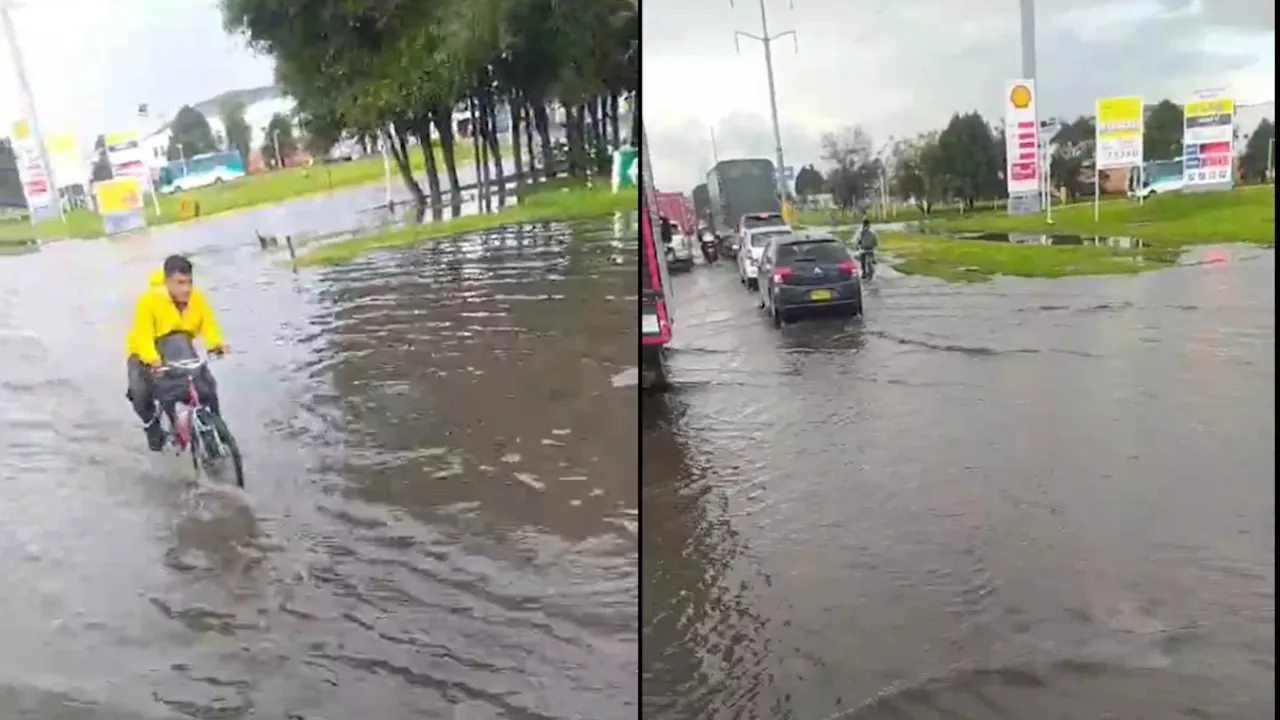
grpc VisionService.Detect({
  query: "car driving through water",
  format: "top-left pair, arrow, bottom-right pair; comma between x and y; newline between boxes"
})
757,231 -> 863,327
737,225 -> 796,291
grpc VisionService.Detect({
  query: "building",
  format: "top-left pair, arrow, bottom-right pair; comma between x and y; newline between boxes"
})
1234,101 -> 1275,155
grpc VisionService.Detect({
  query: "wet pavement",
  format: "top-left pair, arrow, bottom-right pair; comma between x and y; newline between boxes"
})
643,245 -> 1274,719
0,189 -> 638,718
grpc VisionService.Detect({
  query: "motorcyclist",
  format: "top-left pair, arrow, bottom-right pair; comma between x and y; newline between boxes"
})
126,254 -> 229,451
659,215 -> 674,246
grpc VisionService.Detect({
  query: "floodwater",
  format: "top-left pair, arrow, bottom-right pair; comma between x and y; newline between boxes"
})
643,245 -> 1274,719
0,191 -> 639,719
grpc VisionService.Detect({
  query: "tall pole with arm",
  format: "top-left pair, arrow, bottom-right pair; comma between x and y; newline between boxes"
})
730,0 -> 796,200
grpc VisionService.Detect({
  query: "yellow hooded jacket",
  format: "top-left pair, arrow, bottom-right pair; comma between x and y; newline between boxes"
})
126,269 -> 226,364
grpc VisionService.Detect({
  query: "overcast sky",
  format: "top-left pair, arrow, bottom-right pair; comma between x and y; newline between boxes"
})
643,0 -> 1276,191
0,0 -> 273,150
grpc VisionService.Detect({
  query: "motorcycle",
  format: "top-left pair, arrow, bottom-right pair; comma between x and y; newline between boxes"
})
857,249 -> 876,280
699,237 -> 719,265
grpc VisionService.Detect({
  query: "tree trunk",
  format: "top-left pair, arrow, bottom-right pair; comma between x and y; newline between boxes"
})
531,99 -> 554,180
587,97 -> 606,175
430,106 -> 464,217
524,102 -> 538,182
386,124 -> 426,222
482,93 -> 507,209
510,94 -> 526,196
469,97 -> 490,213
608,92 -> 620,149
413,117 -> 443,221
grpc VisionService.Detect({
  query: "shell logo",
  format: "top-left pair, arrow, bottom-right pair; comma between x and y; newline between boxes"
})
1009,84 -> 1033,109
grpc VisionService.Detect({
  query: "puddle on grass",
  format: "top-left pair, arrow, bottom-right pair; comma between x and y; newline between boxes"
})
951,232 -> 1146,248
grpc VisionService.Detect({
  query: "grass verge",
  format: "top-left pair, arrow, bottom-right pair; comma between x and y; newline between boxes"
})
299,181 -> 637,267
0,141 -> 493,244
834,230 -> 1179,282
924,185 -> 1275,247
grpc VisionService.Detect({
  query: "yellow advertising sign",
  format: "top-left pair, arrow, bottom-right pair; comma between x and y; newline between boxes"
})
11,120 -> 30,140
1095,96 -> 1143,139
1185,98 -> 1234,118
103,131 -> 138,147
94,177 -> 145,214
46,133 -> 78,157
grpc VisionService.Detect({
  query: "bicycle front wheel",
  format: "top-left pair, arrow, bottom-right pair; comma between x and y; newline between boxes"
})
196,410 -> 245,488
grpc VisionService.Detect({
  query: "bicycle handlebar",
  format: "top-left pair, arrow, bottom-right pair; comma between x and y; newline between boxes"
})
156,353 -> 224,374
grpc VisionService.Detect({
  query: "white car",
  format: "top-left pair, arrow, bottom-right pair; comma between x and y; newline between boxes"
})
738,226 -> 796,291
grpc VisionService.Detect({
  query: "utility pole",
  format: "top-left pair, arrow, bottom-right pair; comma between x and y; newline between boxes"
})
1,0 -> 61,222
709,126 -> 721,164
730,0 -> 796,199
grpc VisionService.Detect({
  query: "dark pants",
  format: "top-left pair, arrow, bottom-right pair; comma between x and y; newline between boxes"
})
126,355 -> 220,423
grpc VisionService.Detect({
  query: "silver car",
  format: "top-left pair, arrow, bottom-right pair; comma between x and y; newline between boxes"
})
737,226 -> 796,291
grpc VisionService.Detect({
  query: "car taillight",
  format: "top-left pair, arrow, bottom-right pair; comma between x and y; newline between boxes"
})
773,267 -> 793,284
839,260 -> 857,277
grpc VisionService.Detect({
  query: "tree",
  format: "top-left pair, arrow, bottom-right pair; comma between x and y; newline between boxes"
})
261,112 -> 298,169
889,132 -> 945,213
1048,115 -> 1096,202
220,100 -> 253,163
219,0 -> 636,221
90,134 -> 114,182
0,139 -> 23,208
1144,100 -> 1183,161
820,126 -> 880,209
1239,118 -> 1273,184
167,105 -> 218,161
794,164 -> 824,197
935,111 -> 1002,207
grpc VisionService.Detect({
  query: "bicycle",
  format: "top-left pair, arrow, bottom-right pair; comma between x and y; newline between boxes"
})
156,357 -> 245,488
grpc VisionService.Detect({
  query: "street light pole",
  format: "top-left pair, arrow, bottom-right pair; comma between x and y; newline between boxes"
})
1,0 -> 62,222
730,0 -> 796,200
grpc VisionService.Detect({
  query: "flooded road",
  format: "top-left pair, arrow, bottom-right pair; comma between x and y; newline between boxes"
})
643,246 -> 1274,719
0,203 -> 638,718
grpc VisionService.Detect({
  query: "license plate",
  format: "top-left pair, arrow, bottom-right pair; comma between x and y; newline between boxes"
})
642,313 -> 661,335
809,289 -> 833,301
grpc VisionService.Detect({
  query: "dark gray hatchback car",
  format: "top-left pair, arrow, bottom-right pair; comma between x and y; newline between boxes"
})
757,232 -> 863,327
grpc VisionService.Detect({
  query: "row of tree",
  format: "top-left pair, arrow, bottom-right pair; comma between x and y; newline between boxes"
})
797,99 -> 1275,212
218,0 -> 637,220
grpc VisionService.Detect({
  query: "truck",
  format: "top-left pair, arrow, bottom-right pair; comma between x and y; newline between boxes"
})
654,191 -> 695,235
705,158 -> 782,237
692,183 -> 710,230
641,127 -> 674,391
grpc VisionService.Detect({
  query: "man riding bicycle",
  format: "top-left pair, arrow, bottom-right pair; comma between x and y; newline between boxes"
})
126,255 -> 229,451
855,217 -> 878,256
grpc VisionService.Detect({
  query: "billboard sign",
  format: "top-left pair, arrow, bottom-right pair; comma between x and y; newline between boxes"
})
1095,96 -> 1144,170
1004,79 -> 1041,215
10,119 -> 57,220
1182,91 -> 1234,191
93,176 -> 148,234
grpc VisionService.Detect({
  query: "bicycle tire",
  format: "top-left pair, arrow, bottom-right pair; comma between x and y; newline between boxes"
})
205,412 -> 246,488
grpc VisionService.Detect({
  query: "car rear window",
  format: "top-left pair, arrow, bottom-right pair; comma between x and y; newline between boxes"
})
742,214 -> 784,231
775,240 -> 849,265
751,230 -> 792,248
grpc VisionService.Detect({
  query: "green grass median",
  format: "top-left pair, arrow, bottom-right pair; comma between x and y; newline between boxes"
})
299,180 -> 637,267
924,185 -> 1275,247
0,141 -> 489,245
871,232 -> 1178,283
